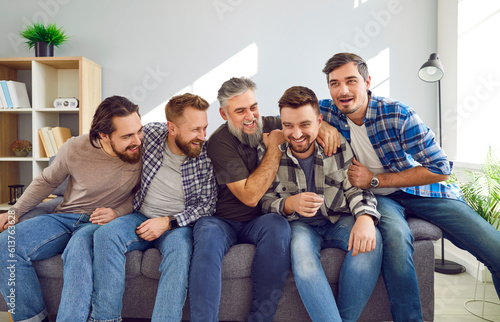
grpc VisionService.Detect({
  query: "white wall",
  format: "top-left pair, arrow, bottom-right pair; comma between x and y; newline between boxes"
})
1,0 -> 438,136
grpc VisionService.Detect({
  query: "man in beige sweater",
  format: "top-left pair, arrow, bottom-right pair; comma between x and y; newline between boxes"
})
0,96 -> 143,322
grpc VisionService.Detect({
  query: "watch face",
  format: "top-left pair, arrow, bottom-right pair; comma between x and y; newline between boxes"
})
371,178 -> 379,188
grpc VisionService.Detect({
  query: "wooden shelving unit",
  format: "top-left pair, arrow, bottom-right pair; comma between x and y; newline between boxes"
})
0,57 -> 101,207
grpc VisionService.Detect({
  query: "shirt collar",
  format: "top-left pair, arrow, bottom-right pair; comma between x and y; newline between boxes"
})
364,90 -> 377,122
280,141 -> 324,159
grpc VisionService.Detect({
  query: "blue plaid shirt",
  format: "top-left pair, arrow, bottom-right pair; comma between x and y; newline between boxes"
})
133,122 -> 217,226
319,92 -> 463,200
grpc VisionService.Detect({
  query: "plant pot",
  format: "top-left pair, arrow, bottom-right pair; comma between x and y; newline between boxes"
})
14,150 -> 29,157
35,41 -> 54,57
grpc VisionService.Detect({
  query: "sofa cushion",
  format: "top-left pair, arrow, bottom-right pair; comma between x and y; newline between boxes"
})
125,250 -> 144,279
319,247 -> 345,281
221,244 -> 256,279
141,248 -> 162,279
407,217 -> 441,240
33,255 -> 64,278
136,218 -> 441,282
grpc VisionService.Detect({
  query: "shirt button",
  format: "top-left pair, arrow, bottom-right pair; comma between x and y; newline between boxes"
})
301,189 -> 306,192
282,187 -> 286,191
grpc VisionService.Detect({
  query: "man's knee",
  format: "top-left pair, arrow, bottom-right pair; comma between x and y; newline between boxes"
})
260,214 -> 291,237
193,216 -> 226,239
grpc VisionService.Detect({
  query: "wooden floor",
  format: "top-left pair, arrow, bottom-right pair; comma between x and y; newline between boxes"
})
0,271 -> 499,322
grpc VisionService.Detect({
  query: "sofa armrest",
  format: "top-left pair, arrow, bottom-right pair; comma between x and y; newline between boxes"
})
19,197 -> 63,222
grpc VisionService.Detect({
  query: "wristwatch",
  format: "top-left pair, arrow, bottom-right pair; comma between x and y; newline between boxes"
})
167,215 -> 179,229
370,173 -> 380,188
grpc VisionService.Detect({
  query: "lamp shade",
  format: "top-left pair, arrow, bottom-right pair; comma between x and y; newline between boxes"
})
418,53 -> 444,82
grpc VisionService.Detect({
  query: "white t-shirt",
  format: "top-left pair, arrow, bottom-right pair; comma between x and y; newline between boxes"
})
347,118 -> 399,196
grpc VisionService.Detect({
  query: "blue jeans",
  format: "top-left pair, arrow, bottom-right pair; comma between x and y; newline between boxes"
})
377,191 -> 500,322
0,213 -> 99,322
189,214 -> 291,322
290,216 -> 382,322
90,212 -> 192,322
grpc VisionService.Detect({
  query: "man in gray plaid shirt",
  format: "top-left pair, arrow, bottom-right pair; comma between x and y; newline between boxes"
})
260,86 -> 382,322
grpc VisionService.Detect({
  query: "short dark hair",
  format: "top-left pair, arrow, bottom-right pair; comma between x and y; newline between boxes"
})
217,77 -> 256,111
165,93 -> 209,124
89,96 -> 140,148
322,52 -> 369,83
278,86 -> 320,115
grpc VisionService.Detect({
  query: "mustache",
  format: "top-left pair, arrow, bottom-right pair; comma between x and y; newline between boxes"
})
189,139 -> 204,145
242,118 -> 257,125
126,144 -> 141,151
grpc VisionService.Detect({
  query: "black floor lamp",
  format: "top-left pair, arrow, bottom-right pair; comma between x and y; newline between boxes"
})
418,53 -> 466,275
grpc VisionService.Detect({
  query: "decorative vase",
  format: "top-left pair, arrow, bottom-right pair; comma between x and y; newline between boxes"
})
14,150 -> 29,157
35,41 -> 54,57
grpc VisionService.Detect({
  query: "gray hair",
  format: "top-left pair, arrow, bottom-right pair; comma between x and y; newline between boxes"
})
217,77 -> 256,111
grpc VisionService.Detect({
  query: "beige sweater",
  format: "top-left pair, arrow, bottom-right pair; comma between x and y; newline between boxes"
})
11,134 -> 141,218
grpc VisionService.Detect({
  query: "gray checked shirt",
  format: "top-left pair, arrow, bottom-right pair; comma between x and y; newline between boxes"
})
259,135 -> 380,224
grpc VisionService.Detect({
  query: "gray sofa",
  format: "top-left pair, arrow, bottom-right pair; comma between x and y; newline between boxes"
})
0,171 -> 442,321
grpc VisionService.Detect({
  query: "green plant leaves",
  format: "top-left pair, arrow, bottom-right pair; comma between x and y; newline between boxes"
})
19,22 -> 70,49
452,148 -> 500,230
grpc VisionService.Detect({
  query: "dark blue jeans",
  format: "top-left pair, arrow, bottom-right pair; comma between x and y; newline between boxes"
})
189,214 -> 291,322
377,191 -> 500,322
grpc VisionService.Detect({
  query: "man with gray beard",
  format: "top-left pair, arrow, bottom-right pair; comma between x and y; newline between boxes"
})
189,77 -> 338,321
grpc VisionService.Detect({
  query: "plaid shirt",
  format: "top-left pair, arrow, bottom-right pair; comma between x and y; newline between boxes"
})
133,122 -> 217,226
319,92 -> 463,200
259,138 -> 380,224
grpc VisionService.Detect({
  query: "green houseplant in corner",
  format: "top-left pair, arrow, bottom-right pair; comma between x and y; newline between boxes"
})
452,149 -> 500,322
450,148 -> 500,230
19,22 -> 70,57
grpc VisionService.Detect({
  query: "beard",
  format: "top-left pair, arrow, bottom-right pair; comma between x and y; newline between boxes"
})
175,135 -> 204,158
336,93 -> 365,115
111,141 -> 142,164
227,116 -> 264,148
289,135 -> 314,155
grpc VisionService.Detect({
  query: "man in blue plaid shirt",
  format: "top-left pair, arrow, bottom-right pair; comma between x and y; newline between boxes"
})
319,52 -> 500,322
90,93 -> 216,322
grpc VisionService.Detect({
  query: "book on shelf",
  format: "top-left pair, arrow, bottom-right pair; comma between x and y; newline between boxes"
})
0,81 -> 12,108
6,81 -> 31,108
51,127 -> 72,150
0,80 -> 31,109
38,129 -> 49,158
0,84 -> 6,108
38,126 -> 73,157
39,127 -> 57,157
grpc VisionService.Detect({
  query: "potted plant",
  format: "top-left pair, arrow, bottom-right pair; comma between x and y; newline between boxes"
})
450,148 -> 500,230
451,149 -> 500,318
10,139 -> 32,157
19,22 -> 70,57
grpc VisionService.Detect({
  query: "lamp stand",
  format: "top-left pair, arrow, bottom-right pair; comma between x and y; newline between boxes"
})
434,80 -> 465,275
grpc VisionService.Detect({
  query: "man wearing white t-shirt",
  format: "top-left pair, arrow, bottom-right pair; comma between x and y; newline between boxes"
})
319,52 -> 500,322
